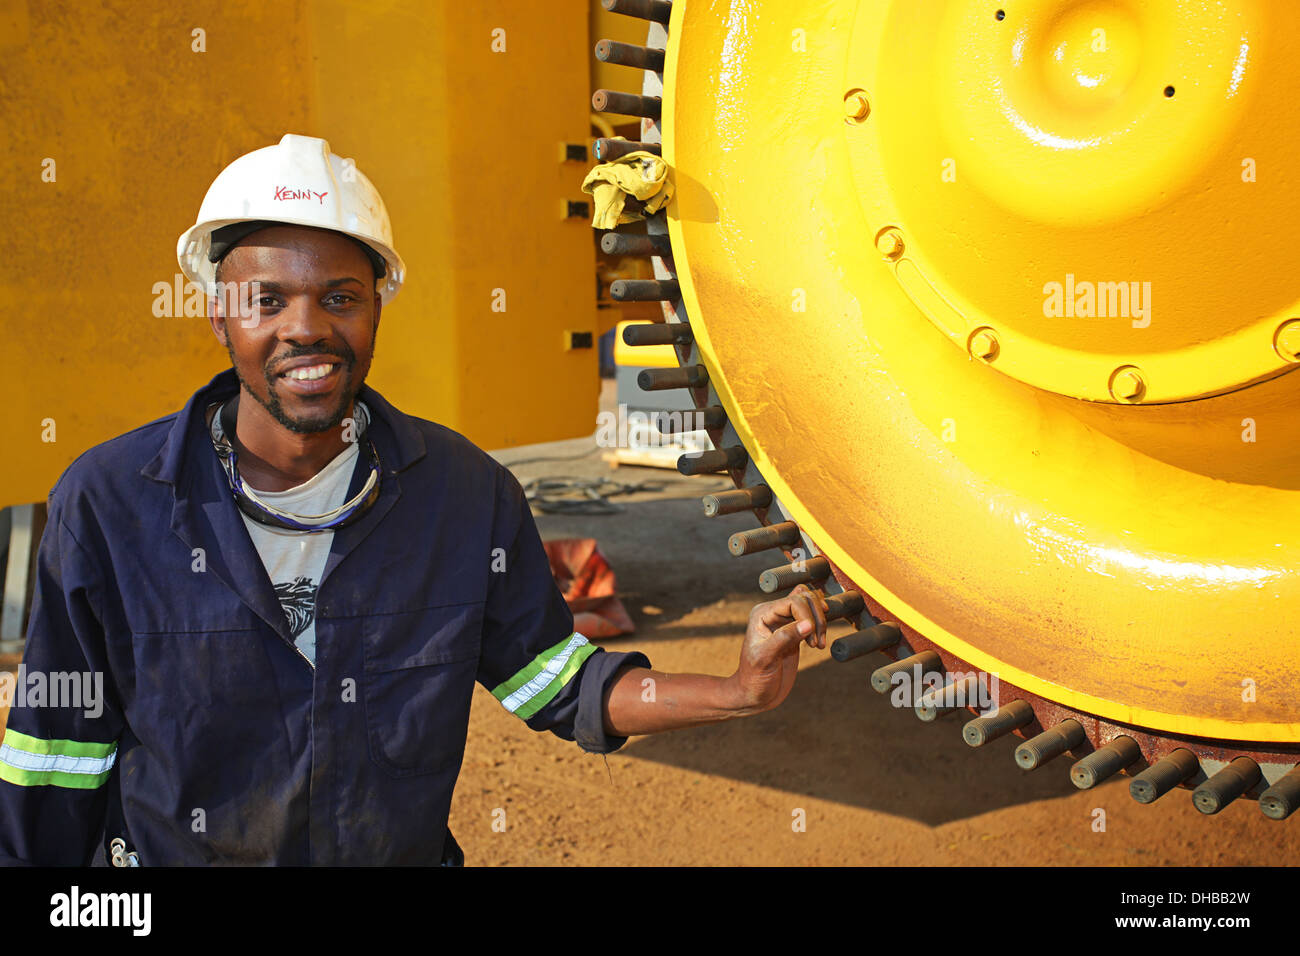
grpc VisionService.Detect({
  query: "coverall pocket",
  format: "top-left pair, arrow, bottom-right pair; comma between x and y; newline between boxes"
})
361,602 -> 483,777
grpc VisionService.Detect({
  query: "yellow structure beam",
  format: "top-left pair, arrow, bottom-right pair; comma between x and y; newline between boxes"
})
0,0 -> 598,508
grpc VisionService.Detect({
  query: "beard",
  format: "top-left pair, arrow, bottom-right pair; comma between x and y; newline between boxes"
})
225,334 -> 370,435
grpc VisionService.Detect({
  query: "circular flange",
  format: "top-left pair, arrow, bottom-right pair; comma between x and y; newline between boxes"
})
846,0 -> 1300,404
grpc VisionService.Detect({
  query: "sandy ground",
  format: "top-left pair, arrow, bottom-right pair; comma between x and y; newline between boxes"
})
3,381 -> 1297,866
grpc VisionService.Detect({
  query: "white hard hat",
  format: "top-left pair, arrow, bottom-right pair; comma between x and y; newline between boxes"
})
177,133 -> 405,304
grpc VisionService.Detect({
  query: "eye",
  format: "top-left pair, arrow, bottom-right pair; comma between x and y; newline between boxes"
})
325,292 -> 358,306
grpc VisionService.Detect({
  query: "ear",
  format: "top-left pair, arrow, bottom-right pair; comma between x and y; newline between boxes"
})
373,292 -> 383,333
208,292 -> 229,346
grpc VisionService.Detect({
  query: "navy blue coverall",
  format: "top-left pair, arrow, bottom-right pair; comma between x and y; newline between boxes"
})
0,368 -> 649,865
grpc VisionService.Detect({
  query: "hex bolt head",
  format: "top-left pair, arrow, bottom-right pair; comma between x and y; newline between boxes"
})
968,327 -> 1000,362
1108,365 -> 1146,403
843,89 -> 871,123
875,228 -> 904,260
1274,319 -> 1300,363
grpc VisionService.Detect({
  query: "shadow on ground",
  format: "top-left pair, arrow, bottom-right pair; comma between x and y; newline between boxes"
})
617,640 -> 1082,827
497,455 -> 1082,828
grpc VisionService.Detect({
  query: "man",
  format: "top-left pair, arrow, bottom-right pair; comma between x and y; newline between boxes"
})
0,135 -> 828,866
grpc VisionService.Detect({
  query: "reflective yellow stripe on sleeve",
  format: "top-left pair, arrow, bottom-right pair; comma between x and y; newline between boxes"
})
0,728 -> 117,789
491,632 -> 596,720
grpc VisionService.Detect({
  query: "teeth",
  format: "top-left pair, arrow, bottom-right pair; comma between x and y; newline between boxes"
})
286,364 -> 334,381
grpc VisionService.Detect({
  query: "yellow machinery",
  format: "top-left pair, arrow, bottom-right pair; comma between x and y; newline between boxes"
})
595,0 -> 1300,816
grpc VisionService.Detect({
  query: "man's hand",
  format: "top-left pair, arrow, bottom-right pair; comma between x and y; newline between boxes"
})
600,585 -> 830,739
724,584 -> 829,716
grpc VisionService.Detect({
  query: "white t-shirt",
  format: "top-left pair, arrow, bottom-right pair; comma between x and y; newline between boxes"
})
237,444 -> 358,666
209,406 -> 361,666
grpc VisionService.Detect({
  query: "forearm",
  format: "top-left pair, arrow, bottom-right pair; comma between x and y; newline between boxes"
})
599,587 -> 826,739
601,665 -> 758,738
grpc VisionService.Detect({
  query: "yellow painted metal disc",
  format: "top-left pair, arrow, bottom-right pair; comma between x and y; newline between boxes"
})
663,0 -> 1300,743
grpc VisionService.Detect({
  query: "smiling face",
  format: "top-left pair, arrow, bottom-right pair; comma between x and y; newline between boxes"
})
210,225 -> 382,435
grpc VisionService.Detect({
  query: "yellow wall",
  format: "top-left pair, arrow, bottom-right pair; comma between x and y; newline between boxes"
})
0,0 -> 597,508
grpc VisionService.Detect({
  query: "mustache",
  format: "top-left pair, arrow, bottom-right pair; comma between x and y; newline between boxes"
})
265,345 -> 355,377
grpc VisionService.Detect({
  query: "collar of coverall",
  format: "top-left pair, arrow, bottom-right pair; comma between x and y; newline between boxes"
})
140,367 -> 427,488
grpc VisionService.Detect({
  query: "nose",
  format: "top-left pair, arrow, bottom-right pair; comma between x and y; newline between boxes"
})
273,295 -> 334,347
